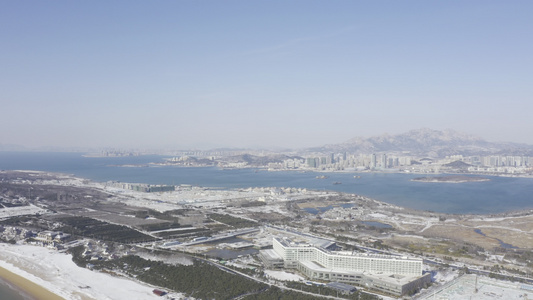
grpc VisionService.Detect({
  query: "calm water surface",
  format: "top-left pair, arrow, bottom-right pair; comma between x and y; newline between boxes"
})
1,152 -> 533,215
0,278 -> 29,300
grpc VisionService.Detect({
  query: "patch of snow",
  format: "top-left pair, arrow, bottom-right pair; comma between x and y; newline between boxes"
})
0,204 -> 48,219
0,243 -> 178,300
264,270 -> 304,282
367,213 -> 387,219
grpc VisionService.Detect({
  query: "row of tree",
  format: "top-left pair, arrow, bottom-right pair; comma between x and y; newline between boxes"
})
209,213 -> 258,228
285,281 -> 379,300
71,247 -> 267,299
57,216 -> 156,243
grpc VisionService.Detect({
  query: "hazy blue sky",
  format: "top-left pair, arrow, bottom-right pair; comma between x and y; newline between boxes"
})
2,1 -> 532,149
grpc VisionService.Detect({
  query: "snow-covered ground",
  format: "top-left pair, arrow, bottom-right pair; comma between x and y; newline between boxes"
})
0,204 -> 48,219
264,270 -> 304,282
367,213 -> 388,219
431,269 -> 460,284
418,274 -> 533,300
103,186 -> 291,212
0,243 -> 184,300
33,173 -> 327,213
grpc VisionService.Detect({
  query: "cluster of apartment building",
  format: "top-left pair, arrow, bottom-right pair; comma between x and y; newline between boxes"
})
268,153 -> 533,174
260,237 -> 431,296
106,181 -> 176,193
269,153 -> 413,171
458,155 -> 533,174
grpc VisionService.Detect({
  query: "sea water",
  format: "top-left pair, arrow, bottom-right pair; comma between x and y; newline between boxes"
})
0,278 -> 29,300
1,151 -> 533,215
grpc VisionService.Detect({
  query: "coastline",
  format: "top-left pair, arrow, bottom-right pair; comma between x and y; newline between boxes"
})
0,265 -> 64,300
109,161 -> 533,179
410,175 -> 491,183
0,243 -> 162,300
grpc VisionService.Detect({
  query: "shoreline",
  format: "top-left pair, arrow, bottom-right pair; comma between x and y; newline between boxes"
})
0,265 -> 64,300
410,175 -> 491,183
125,163 -> 533,179
0,243 -> 163,300
3,169 -> 533,217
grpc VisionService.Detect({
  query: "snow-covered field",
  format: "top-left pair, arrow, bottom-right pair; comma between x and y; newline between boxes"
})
418,274 -> 533,300
0,243 -> 182,300
264,270 -> 304,282
0,204 -> 48,219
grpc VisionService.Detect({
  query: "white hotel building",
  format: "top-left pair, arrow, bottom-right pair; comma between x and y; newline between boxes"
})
261,237 -> 431,296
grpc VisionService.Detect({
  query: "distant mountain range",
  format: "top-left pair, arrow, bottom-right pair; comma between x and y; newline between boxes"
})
4,129 -> 533,158
309,128 -> 533,157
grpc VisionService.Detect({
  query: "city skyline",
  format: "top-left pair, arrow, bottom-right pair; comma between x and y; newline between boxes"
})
2,1 -> 533,149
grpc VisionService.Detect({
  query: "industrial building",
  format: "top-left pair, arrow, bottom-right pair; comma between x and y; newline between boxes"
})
260,237 -> 431,296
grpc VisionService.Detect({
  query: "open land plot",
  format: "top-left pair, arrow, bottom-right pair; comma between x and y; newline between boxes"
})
478,227 -> 533,249
462,215 -> 533,231
46,215 -> 157,243
297,200 -> 344,209
404,216 -> 533,251
418,274 -> 533,300
83,202 -> 144,215
73,209 -> 170,228
421,225 -> 501,250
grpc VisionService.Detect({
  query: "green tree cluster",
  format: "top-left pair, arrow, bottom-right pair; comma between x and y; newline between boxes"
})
57,216 -> 156,243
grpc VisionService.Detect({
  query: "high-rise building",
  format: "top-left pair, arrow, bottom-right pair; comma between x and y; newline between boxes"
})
370,154 -> 377,169
381,154 -> 387,168
260,238 -> 430,296
307,158 -> 316,168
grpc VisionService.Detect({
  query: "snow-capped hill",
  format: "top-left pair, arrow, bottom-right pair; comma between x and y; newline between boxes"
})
311,128 -> 533,157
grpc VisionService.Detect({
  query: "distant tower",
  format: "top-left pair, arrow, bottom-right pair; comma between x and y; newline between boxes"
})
381,154 -> 387,169
307,158 -> 316,168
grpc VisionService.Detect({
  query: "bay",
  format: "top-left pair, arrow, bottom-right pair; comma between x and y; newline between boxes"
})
1,152 -> 533,215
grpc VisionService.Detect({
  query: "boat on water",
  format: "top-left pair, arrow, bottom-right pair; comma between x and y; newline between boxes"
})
333,182 -> 342,185
316,175 -> 329,179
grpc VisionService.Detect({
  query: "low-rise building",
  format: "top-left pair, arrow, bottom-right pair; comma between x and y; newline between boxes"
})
35,231 -> 71,246
259,249 -> 284,268
326,282 -> 357,295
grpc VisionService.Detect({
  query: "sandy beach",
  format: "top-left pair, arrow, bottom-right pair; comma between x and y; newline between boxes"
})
0,265 -> 64,300
0,243 -> 167,300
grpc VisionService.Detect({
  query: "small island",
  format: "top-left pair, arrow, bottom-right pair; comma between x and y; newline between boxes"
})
411,175 -> 490,183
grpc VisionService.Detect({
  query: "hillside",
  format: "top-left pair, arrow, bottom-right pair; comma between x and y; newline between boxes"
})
309,128 -> 533,157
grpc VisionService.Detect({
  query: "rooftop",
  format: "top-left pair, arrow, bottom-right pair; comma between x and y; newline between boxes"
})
275,237 -> 421,262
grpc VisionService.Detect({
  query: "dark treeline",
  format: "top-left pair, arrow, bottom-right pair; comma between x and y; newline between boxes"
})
71,246 -> 266,299
69,245 -> 381,300
57,216 -> 156,243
